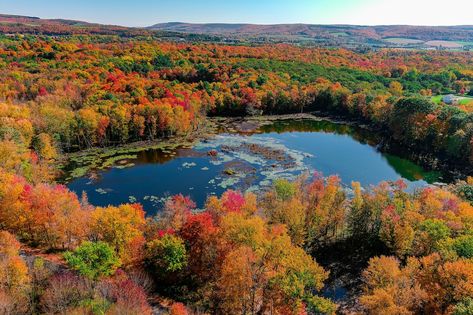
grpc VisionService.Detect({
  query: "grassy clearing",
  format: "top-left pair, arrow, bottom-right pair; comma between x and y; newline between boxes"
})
425,40 -> 463,48
330,32 -> 349,37
431,95 -> 443,104
455,41 -> 473,46
458,98 -> 473,105
383,37 -> 424,45
431,95 -> 473,105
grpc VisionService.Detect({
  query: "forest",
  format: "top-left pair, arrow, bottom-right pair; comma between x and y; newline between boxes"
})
1,28 -> 473,314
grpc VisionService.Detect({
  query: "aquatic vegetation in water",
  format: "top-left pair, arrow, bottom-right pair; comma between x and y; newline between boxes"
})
143,195 -> 170,207
195,134 -> 312,192
70,167 -> 89,179
182,162 -> 197,168
66,119 -> 444,213
217,170 -> 250,189
101,155 -> 138,168
114,163 -> 135,169
95,188 -> 108,195
63,139 -> 197,181
224,168 -> 236,175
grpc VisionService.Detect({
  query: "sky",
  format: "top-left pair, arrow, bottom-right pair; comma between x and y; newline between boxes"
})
0,0 -> 472,27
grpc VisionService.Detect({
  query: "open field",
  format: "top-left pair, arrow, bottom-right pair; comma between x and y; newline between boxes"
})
432,95 -> 473,105
383,37 -> 424,44
425,40 -> 464,48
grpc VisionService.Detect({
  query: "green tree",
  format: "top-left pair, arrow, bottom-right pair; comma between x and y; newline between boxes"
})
453,235 -> 473,259
146,234 -> 187,273
416,219 -> 451,255
64,241 -> 120,280
152,53 -> 173,70
453,298 -> 473,315
273,179 -> 296,201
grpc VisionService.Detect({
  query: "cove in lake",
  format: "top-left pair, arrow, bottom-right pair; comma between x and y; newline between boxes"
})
66,118 -> 443,213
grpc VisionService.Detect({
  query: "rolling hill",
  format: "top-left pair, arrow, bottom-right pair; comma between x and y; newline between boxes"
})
148,22 -> 473,40
2,13 -> 473,49
149,22 -> 473,48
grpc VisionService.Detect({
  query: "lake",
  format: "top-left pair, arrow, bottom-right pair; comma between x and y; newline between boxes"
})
66,118 -> 443,213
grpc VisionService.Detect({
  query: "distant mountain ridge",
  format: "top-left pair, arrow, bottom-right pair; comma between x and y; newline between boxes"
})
0,13 -> 155,36
2,13 -> 473,48
148,22 -> 473,42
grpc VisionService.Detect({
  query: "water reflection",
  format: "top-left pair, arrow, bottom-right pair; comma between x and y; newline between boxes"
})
67,118 -> 443,213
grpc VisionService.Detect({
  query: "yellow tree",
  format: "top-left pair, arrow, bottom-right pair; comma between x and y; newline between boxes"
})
0,231 -> 31,314
217,246 -> 258,314
360,256 -> 427,315
91,204 -> 146,264
305,175 -> 346,247
389,81 -> 403,97
216,211 -> 334,315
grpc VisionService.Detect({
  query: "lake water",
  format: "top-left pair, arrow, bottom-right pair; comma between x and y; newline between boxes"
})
66,118 -> 442,213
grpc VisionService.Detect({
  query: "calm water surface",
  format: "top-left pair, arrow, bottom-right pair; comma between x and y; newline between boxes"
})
66,119 -> 442,213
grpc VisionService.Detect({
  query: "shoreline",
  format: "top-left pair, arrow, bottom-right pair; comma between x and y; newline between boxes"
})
58,112 -> 470,184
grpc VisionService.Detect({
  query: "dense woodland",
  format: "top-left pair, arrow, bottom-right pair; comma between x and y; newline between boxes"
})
1,30 -> 473,314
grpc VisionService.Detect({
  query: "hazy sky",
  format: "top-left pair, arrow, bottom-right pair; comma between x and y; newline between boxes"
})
1,0 -> 472,27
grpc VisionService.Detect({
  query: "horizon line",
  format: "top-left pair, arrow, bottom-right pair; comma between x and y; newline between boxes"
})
2,12 -> 473,29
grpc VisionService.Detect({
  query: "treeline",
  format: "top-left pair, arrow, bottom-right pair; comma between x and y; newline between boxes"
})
309,87 -> 473,168
1,37 -> 473,167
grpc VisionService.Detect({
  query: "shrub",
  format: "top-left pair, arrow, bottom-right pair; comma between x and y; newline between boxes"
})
98,273 -> 152,315
41,272 -> 92,314
126,268 -> 155,293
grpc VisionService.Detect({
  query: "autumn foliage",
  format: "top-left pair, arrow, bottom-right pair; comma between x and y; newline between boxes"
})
1,30 -> 473,314
1,35 -> 473,167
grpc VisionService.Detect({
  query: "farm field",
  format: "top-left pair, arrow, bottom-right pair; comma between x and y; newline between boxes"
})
383,37 -> 424,44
